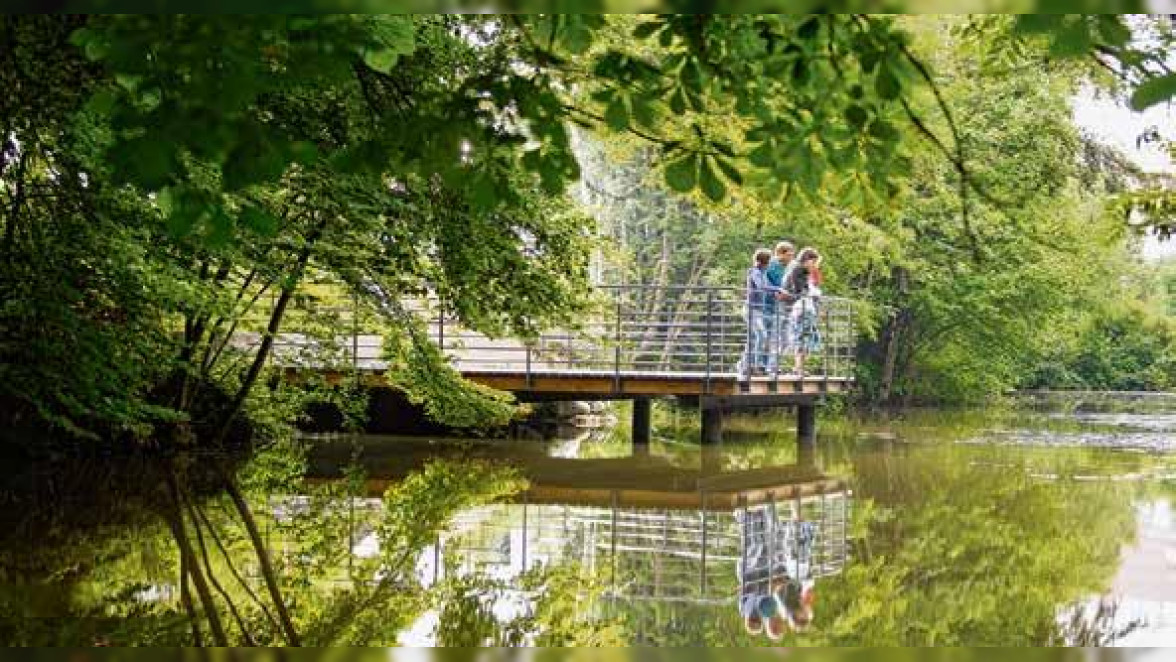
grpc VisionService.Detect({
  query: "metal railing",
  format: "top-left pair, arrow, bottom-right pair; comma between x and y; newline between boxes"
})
270,284 -> 859,384
427,489 -> 851,605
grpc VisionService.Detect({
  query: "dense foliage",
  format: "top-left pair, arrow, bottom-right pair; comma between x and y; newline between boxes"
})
580,15 -> 1175,404
4,11 -> 1176,647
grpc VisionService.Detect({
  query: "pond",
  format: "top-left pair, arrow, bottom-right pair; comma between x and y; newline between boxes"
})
3,397 -> 1176,648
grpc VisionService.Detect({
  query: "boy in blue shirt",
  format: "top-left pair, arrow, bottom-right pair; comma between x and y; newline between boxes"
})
764,241 -> 796,374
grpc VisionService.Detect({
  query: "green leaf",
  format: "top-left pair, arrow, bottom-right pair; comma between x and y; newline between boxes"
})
797,17 -> 821,40
206,205 -> 235,248
70,26 -> 108,61
860,49 -> 881,73
161,187 -> 207,236
111,135 -> 177,190
633,21 -> 661,39
664,155 -> 698,192
1130,73 -> 1176,111
792,59 -> 811,85
1097,15 -> 1131,47
83,89 -> 116,117
469,171 -> 499,211
222,129 -> 288,191
715,156 -> 743,186
1013,14 -> 1062,35
845,104 -> 870,129
748,142 -> 775,168
699,157 -> 727,202
604,97 -> 629,132
1049,19 -> 1092,58
114,73 -> 142,93
563,23 -> 593,55
240,204 -> 279,237
157,186 -> 178,217
631,97 -> 656,128
875,66 -> 901,101
364,15 -> 416,74
869,119 -> 899,142
669,88 -> 688,115
364,49 -> 402,74
680,59 -> 703,94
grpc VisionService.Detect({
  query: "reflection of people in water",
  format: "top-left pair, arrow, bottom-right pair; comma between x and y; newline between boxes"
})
737,503 -> 818,638
774,575 -> 815,631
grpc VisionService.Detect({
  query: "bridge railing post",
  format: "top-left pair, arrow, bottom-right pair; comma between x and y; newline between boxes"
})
351,291 -> 359,374
704,288 -> 713,393
613,290 -> 622,392
847,299 -> 857,380
525,339 -> 533,389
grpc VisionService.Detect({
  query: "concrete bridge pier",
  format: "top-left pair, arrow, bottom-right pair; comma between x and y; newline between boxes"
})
698,395 -> 821,448
700,403 -> 724,445
631,397 -> 652,447
797,403 -> 817,449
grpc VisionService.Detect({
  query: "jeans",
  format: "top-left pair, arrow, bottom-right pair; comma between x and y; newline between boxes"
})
763,308 -> 781,372
742,307 -> 769,374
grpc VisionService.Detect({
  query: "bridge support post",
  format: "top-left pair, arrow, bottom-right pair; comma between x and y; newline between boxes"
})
701,404 -> 723,445
797,403 -> 816,447
632,397 -> 652,447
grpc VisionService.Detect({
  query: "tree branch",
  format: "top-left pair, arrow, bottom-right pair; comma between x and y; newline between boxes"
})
194,502 -> 283,634
184,491 -> 256,645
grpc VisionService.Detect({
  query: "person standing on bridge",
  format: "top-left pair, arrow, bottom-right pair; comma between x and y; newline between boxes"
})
741,248 -> 778,377
766,241 -> 796,375
785,248 -> 823,377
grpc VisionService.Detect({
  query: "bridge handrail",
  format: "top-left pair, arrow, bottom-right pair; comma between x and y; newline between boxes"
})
270,283 -> 860,389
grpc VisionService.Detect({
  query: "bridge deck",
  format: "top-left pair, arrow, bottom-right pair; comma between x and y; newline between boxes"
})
272,285 -> 858,403
303,365 -> 852,398
307,438 -> 848,510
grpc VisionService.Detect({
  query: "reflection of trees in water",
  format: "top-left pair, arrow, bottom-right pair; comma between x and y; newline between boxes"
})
1055,597 -> 1141,646
600,442 -> 1141,646
806,445 -> 1138,647
0,452 -> 560,646
0,434 -> 1149,647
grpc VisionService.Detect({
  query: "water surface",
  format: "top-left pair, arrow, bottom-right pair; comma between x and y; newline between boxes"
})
3,400 -> 1176,647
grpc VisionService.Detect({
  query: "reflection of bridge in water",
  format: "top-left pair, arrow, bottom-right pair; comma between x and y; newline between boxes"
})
309,439 -> 851,605
274,285 -> 861,444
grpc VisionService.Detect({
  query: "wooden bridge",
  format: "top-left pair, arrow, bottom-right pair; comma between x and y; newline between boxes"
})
272,285 -> 859,444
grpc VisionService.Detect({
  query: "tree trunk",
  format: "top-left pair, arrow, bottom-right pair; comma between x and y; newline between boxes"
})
224,477 -> 302,646
194,502 -> 283,634
879,266 -> 911,407
184,493 -> 256,645
878,312 -> 903,405
165,476 -> 229,646
213,220 -> 323,447
179,553 -> 204,647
